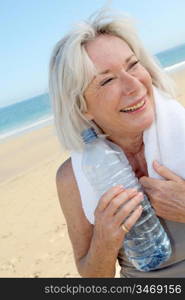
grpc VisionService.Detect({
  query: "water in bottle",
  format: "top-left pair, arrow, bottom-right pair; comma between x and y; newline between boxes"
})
81,127 -> 172,272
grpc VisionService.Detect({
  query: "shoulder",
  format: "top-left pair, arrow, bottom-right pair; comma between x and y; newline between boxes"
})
56,157 -> 73,185
56,157 -> 80,200
56,157 -> 87,220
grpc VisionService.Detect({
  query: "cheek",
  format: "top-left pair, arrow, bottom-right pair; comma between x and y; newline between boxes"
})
84,87 -> 98,112
139,68 -> 153,90
86,88 -> 116,113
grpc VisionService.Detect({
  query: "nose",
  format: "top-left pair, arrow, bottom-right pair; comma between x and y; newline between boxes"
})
120,70 -> 140,95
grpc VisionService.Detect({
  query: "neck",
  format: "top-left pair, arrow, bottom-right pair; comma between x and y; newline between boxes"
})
108,132 -> 144,155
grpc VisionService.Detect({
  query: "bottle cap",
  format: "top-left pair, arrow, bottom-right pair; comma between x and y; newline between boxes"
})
81,127 -> 97,143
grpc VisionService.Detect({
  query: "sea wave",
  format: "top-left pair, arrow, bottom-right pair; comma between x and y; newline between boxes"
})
165,60 -> 185,72
0,115 -> 54,142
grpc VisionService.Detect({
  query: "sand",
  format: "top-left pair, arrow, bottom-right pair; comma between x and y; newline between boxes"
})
0,126 -> 78,277
0,66 -> 184,278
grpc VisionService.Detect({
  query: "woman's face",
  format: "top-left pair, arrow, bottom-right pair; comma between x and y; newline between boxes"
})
84,34 -> 155,138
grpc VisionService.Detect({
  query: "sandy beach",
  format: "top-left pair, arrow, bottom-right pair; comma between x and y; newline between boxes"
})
0,67 -> 185,278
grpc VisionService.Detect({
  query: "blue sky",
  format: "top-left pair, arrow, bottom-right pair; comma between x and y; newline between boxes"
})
1,0 -> 185,107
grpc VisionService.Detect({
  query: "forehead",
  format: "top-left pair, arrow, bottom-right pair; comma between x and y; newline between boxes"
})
85,35 -> 134,73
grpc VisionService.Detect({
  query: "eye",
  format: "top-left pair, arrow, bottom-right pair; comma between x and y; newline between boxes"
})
129,60 -> 140,69
100,77 -> 115,86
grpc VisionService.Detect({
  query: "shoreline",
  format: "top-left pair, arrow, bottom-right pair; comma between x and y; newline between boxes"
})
0,124 -> 67,185
165,60 -> 185,72
0,115 -> 54,143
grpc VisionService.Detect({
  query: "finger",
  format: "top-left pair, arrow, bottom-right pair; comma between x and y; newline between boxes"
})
153,160 -> 184,182
107,188 -> 138,216
142,187 -> 152,196
139,176 -> 162,189
122,205 -> 143,233
95,185 -> 124,213
115,192 -> 143,225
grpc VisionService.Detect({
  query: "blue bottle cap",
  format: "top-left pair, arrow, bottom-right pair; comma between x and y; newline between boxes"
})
81,127 -> 98,143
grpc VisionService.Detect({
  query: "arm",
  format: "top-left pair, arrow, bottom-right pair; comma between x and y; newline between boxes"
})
56,158 -> 116,277
56,158 -> 142,277
139,160 -> 185,223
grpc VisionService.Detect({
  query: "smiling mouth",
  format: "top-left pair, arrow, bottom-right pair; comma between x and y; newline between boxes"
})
120,98 -> 146,113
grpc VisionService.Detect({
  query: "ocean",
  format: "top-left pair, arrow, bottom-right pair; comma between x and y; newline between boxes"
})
0,93 -> 53,141
1,43 -> 185,141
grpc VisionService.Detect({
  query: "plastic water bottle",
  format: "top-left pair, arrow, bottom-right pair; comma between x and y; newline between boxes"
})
81,127 -> 172,272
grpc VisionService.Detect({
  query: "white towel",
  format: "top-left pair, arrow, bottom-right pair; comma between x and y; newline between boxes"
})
71,86 -> 185,224
144,87 -> 185,179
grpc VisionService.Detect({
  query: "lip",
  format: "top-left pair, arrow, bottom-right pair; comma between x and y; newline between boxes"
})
120,95 -> 147,113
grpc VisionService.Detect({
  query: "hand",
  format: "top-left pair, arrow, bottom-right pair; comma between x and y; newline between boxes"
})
93,185 -> 143,252
139,160 -> 185,223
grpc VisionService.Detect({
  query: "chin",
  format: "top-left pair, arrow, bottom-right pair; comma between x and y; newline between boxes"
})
138,109 -> 155,131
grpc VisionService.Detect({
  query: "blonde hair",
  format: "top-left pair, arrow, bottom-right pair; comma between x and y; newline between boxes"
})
49,9 -> 176,151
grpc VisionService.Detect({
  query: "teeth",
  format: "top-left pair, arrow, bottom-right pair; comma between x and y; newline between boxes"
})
122,99 -> 145,112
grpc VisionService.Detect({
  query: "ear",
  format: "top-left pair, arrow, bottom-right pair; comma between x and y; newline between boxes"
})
83,111 -> 94,121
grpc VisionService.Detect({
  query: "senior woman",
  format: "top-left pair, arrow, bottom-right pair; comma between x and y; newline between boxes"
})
49,10 -> 185,278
